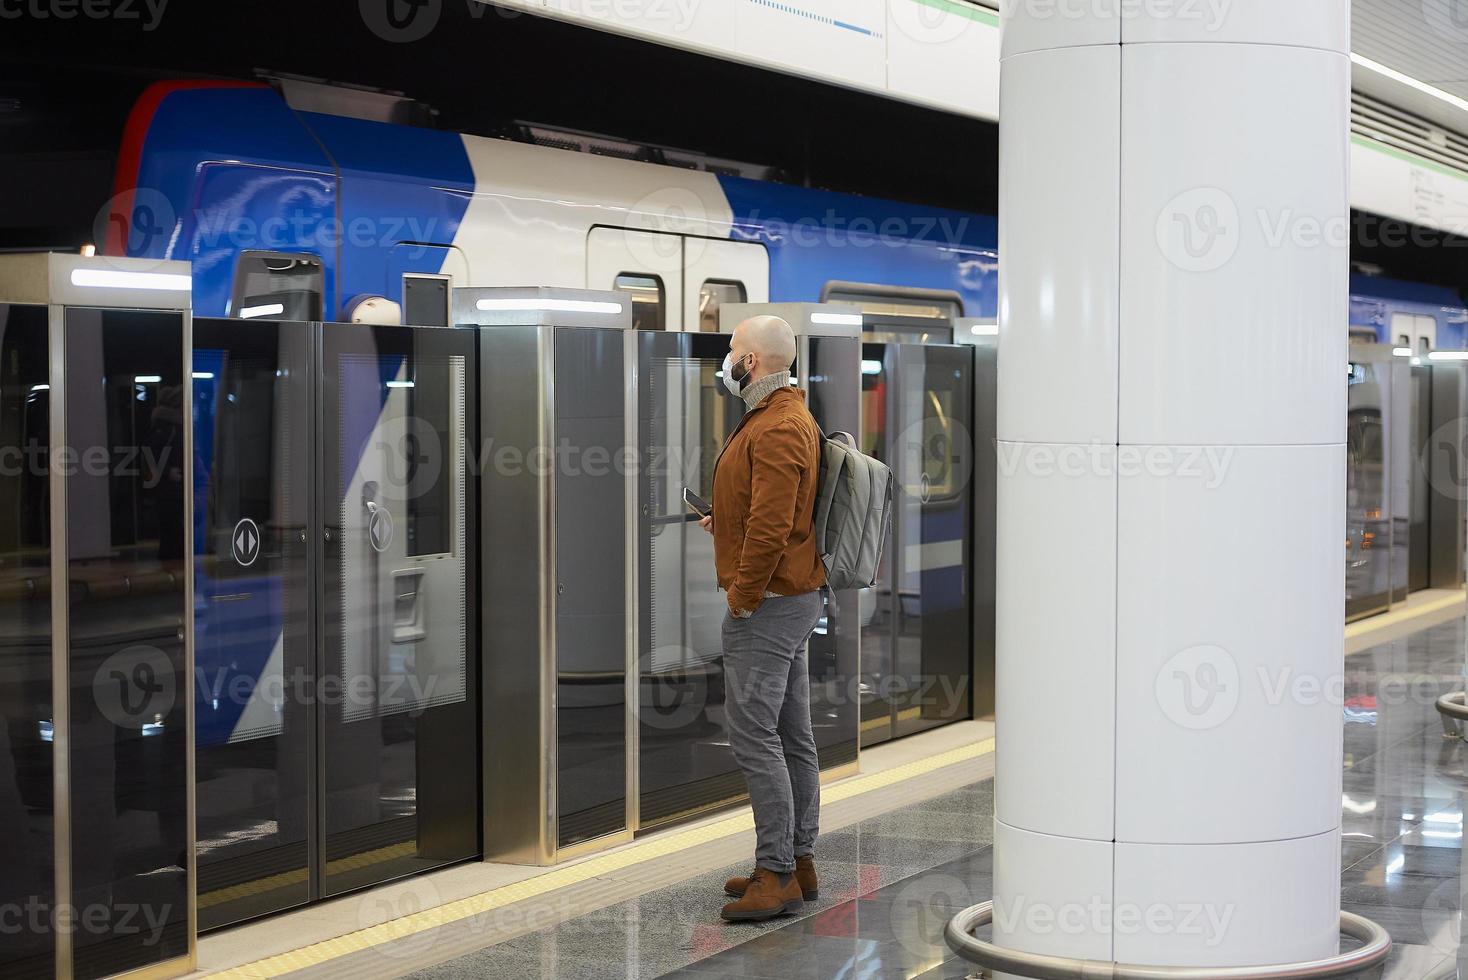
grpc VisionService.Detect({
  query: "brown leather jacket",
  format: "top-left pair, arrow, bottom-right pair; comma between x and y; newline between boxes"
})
711,386 -> 827,613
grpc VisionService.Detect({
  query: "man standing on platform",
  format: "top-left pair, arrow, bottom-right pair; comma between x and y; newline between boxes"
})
699,314 -> 827,922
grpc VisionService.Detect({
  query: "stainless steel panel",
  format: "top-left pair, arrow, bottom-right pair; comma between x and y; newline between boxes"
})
971,340 -> 997,718
479,324 -> 554,865
1427,361 -> 1468,589
1388,355 -> 1411,604
1346,348 -> 1393,620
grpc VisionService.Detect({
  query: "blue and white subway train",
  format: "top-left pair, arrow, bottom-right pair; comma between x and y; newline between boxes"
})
109,81 -> 999,326
106,81 -> 1466,751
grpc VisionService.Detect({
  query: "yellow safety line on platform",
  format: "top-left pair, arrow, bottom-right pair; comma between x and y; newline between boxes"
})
198,842 -> 422,909
210,736 -> 996,978
1345,591 -> 1465,647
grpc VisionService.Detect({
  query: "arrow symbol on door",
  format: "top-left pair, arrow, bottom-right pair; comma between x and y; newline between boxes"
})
232,518 -> 261,567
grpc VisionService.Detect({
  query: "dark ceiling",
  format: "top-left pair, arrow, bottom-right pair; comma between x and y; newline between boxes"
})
0,0 -> 998,250
0,1 -> 1464,298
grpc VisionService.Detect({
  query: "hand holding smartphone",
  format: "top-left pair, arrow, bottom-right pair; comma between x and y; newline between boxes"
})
683,487 -> 712,518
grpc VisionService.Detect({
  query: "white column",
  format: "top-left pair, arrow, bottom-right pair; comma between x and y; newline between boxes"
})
995,0 -> 1349,968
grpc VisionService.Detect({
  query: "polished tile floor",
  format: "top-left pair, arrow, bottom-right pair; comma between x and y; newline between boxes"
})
410,619 -> 1468,979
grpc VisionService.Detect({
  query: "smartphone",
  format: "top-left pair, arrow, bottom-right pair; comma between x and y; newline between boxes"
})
683,487 -> 712,518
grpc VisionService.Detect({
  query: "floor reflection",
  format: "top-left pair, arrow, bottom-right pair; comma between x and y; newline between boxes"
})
411,618 -> 1468,979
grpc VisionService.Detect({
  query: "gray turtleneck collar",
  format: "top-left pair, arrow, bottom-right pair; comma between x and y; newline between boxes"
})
741,370 -> 793,411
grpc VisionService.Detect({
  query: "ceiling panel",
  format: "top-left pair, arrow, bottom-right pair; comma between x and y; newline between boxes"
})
1354,0 -> 1468,99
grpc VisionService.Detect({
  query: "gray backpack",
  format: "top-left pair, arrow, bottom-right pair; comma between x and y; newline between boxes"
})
812,427 -> 894,591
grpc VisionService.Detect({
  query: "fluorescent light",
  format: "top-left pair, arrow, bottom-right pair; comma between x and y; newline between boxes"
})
1392,347 -> 1413,357
240,303 -> 285,319
134,375 -> 162,384
192,372 -> 215,380
861,359 -> 883,376
810,313 -> 862,326
475,298 -> 624,315
385,380 -> 415,388
1428,351 -> 1468,360
70,268 -> 190,291
970,323 -> 999,337
30,384 -> 49,392
1352,53 -> 1468,118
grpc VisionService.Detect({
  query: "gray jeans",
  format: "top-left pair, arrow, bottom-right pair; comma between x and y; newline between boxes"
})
722,590 -> 823,873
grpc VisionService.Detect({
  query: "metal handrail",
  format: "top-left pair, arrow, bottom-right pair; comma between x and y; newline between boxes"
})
1438,691 -> 1468,720
1437,691 -> 1468,740
944,903 -> 1391,980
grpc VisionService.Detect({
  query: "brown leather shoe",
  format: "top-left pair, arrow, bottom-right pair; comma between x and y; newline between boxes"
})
721,867 -> 804,922
724,854 -> 819,901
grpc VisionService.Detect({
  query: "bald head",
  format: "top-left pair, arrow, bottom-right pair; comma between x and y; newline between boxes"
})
730,315 -> 797,383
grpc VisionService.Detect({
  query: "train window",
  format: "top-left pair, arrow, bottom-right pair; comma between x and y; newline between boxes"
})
698,279 -> 746,333
230,251 -> 323,321
615,273 -> 665,331
823,283 -> 963,342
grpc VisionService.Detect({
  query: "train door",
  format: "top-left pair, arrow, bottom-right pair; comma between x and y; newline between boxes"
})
635,331 -> 744,826
1391,311 -> 1437,355
859,340 -> 976,746
193,319 -> 313,930
682,239 -> 770,332
588,229 -> 768,333
193,318 -> 479,928
587,227 -> 685,331
1345,351 -> 1392,620
1409,358 -> 1431,591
